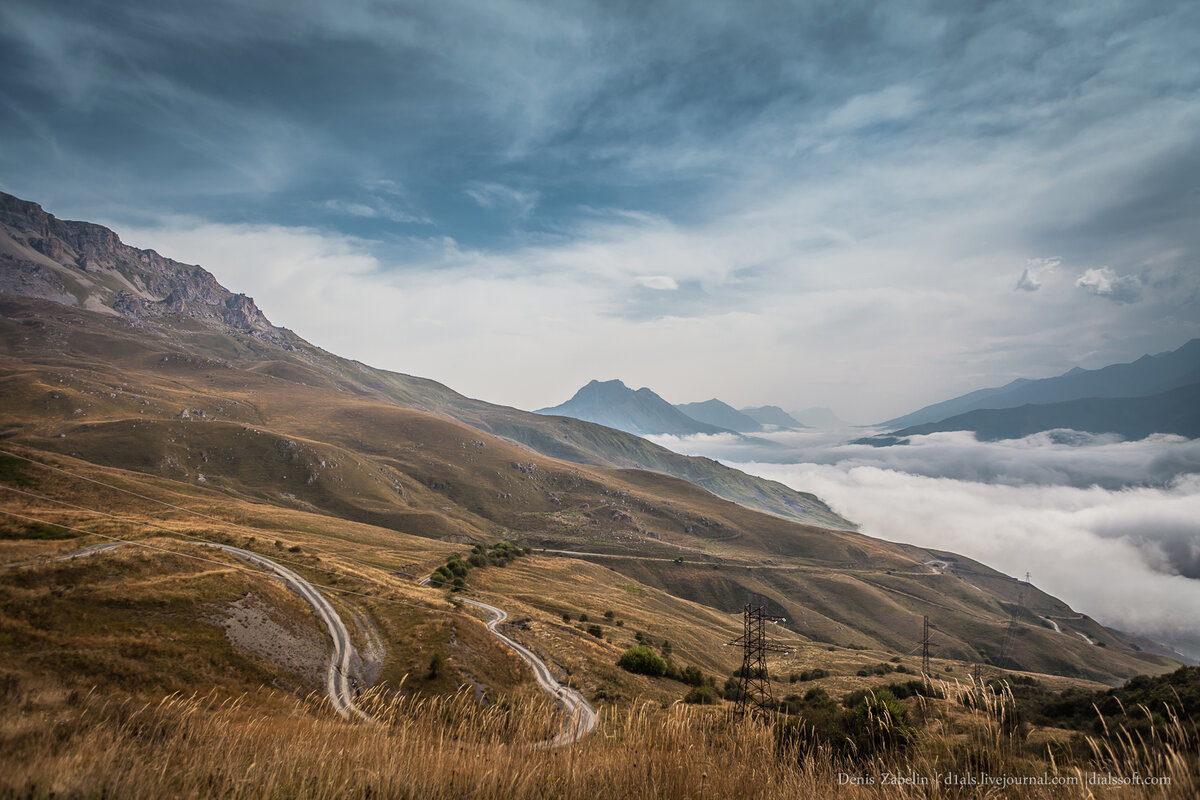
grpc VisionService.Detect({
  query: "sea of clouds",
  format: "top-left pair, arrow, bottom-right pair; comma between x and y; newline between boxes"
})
647,429 -> 1200,660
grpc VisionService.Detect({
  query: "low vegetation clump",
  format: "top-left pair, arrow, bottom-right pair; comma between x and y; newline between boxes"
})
993,665 -> 1200,742
790,668 -> 829,683
430,541 -> 527,589
857,662 -> 899,677
616,645 -> 668,677
683,684 -> 721,705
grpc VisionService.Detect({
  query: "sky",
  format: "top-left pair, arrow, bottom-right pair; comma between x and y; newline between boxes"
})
2,0 -> 1199,421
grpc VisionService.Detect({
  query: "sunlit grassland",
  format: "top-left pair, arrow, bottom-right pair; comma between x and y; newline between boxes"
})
1,680 -> 1195,799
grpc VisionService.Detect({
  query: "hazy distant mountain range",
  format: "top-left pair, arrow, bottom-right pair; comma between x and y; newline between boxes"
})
537,382 -> 814,437
536,380 -> 732,436
884,340 -> 1200,429
875,339 -> 1200,442
674,399 -> 763,432
893,382 -> 1200,441
741,405 -> 810,429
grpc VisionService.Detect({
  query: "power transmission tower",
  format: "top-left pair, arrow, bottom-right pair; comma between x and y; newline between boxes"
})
920,615 -> 935,678
727,604 -> 790,718
997,582 -> 1027,668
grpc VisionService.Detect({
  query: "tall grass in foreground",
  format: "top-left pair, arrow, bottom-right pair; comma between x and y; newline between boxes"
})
1,680 -> 1196,799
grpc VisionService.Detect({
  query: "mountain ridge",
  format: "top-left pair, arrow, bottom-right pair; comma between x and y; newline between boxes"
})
882,339 -> 1200,430
742,405 -> 809,429
536,379 -> 733,437
674,398 -> 763,433
0,191 -> 851,530
891,382 -> 1200,441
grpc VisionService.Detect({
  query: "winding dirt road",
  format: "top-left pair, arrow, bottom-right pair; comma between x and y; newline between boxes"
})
461,597 -> 597,746
9,540 -> 373,722
203,543 -> 373,722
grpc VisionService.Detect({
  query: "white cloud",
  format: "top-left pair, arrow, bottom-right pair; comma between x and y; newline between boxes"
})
322,198 -> 431,225
1015,268 -> 1041,292
635,275 -> 679,291
464,181 -> 538,217
648,429 -> 1200,491
644,429 -> 1200,654
730,460 -> 1200,655
1015,257 -> 1058,292
1076,266 -> 1143,303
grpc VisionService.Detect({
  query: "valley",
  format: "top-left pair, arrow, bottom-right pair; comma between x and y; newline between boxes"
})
0,194 -> 1193,797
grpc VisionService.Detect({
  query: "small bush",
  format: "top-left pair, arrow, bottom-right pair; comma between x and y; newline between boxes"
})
683,685 -> 720,705
617,646 -> 668,677
427,653 -> 445,680
586,624 -> 603,639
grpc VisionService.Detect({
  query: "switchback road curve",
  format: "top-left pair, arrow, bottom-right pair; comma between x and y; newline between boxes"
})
461,597 -> 597,747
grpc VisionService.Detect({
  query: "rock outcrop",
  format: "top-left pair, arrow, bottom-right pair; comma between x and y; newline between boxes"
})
0,191 -> 284,343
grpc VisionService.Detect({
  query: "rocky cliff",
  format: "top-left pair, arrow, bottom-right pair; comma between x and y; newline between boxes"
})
0,192 -> 282,341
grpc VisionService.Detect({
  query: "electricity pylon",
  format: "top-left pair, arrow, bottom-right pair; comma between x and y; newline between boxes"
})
727,604 -> 790,718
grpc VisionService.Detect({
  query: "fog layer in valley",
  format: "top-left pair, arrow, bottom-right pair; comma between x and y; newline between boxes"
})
648,429 -> 1200,660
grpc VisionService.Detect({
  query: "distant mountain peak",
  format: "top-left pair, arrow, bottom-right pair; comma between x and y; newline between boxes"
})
676,399 -> 764,433
538,380 -> 732,437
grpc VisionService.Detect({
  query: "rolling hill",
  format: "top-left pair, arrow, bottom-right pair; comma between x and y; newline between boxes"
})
0,190 -> 1178,700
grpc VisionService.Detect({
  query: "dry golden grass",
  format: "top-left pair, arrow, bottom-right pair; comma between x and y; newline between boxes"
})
1,679 -> 1195,799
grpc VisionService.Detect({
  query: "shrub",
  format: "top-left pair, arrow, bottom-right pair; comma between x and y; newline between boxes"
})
617,646 -> 668,677
586,624 -> 604,639
683,685 -> 721,705
680,665 -> 706,687
427,653 -> 445,680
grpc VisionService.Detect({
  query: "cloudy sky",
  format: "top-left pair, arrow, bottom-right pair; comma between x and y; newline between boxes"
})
2,0 -> 1198,421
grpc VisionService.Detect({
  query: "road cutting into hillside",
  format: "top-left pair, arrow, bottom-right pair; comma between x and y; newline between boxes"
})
461,597 -> 597,746
203,543 -> 373,722
12,539 -> 373,723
